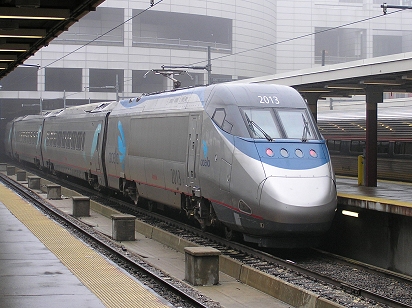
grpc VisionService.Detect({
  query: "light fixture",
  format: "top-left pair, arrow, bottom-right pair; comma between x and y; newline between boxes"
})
0,55 -> 17,62
402,75 -> 412,81
298,89 -> 331,93
325,84 -> 364,90
0,63 -> 8,69
0,7 -> 69,20
342,210 -> 359,218
0,29 -> 46,39
360,80 -> 403,86
0,43 -> 30,52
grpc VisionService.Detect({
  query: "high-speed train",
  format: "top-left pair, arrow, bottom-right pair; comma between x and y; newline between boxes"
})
318,107 -> 412,182
4,83 -> 337,248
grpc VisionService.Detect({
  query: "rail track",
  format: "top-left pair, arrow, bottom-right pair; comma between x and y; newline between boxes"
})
3,162 -> 412,308
0,170 -> 219,308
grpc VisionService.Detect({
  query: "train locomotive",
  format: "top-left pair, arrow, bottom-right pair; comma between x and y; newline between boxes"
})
4,83 -> 337,248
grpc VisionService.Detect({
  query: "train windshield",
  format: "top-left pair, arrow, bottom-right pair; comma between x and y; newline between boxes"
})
241,108 -> 319,141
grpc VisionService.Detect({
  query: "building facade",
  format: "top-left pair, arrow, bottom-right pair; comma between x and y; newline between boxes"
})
0,0 -> 411,116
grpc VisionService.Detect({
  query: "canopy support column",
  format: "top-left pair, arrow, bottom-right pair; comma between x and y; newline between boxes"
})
364,86 -> 382,187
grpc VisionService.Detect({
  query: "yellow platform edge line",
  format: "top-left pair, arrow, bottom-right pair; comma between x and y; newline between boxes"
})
0,183 -> 170,308
338,192 -> 412,208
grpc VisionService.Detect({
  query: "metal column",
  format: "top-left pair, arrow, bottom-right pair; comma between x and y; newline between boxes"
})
304,93 -> 320,122
364,86 -> 381,187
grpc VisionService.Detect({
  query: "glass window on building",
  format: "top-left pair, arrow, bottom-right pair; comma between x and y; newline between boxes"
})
53,7 -> 124,46
315,27 -> 366,64
89,69 -> 124,93
373,35 -> 402,57
45,67 -> 82,92
176,72 -> 204,88
0,67 -> 38,91
132,70 -> 166,93
132,10 -> 232,51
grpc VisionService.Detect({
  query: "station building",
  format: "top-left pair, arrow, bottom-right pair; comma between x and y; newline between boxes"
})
0,0 -> 411,116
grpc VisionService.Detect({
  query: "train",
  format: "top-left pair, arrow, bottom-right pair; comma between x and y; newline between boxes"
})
4,83 -> 337,248
317,106 -> 412,182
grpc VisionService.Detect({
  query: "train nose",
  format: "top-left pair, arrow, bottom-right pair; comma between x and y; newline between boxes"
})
259,176 -> 337,224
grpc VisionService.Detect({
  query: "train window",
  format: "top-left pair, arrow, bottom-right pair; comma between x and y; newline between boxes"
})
212,108 -> 233,133
377,141 -> 390,154
394,142 -> 412,155
212,108 -> 225,128
327,140 -> 341,152
57,131 -> 62,148
81,132 -> 86,151
63,132 -> 68,148
277,109 -> 317,140
350,140 -> 365,153
242,108 -> 281,140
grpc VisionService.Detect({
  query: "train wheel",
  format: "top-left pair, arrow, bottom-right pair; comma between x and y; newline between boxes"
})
224,226 -> 239,241
147,200 -> 156,212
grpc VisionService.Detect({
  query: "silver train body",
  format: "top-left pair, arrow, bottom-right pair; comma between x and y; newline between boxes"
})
4,83 -> 337,248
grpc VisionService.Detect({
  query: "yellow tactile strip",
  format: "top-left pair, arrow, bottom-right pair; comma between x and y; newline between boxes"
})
0,183 -> 170,308
338,192 -> 412,209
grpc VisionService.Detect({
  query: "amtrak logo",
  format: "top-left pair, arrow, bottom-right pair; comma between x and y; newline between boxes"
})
117,121 -> 126,171
201,140 -> 210,167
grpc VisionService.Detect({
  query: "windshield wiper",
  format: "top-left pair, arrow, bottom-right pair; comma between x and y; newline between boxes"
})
245,113 -> 273,142
301,114 -> 311,142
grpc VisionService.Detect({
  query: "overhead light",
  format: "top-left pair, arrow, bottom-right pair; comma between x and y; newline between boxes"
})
325,84 -> 364,90
0,29 -> 46,39
0,55 -> 17,62
360,80 -> 403,86
0,43 -> 30,52
0,63 -> 8,69
0,19 -> 19,31
0,7 -> 69,20
16,0 -> 40,8
298,89 -> 331,93
402,75 -> 412,81
342,210 -> 359,218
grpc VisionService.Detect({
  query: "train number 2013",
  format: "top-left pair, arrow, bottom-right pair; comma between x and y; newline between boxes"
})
258,95 -> 280,104
171,169 -> 182,185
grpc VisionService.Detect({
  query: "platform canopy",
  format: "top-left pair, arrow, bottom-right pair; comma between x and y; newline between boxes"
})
0,0 -> 106,80
235,53 -> 412,187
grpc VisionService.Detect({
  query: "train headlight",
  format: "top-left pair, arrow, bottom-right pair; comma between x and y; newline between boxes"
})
280,148 -> 289,157
295,148 -> 304,158
309,149 -> 318,158
266,148 -> 274,157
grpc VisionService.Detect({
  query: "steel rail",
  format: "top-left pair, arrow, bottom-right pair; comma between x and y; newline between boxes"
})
0,172 -> 211,308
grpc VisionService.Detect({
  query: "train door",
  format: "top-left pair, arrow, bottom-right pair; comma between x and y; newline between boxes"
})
187,114 -> 201,193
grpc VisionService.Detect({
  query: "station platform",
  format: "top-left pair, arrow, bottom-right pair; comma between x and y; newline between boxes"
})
0,174 -> 292,308
336,176 -> 412,216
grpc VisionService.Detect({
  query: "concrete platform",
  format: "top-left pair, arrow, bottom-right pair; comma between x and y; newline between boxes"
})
0,182 -> 176,308
336,176 -> 412,216
0,200 -> 106,308
0,171 -> 293,308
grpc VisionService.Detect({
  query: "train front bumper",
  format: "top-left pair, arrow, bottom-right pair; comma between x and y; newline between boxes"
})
258,175 -> 337,228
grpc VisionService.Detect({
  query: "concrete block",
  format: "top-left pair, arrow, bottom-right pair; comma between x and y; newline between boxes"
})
46,184 -> 61,200
16,170 -> 26,181
0,163 -> 6,171
72,196 -> 90,217
6,165 -> 15,176
111,214 -> 136,241
184,246 -> 220,286
27,176 -> 40,189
